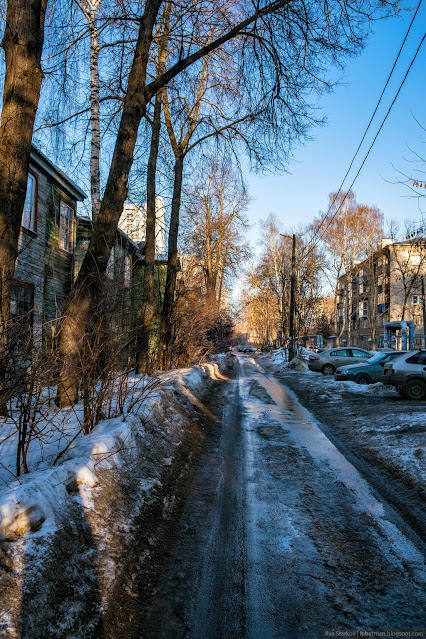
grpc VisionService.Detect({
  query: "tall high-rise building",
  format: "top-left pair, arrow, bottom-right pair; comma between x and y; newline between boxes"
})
119,197 -> 165,254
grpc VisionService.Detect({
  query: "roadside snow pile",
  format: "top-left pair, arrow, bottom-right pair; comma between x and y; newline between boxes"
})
297,347 -> 314,360
308,376 -> 398,401
287,357 -> 309,371
271,347 -> 287,363
270,346 -> 317,373
0,354 -> 234,639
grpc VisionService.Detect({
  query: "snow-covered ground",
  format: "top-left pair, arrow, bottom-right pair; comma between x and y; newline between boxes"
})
0,355 -> 233,639
264,353 -> 426,501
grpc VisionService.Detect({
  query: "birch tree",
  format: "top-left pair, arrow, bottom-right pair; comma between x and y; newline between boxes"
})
75,0 -> 102,219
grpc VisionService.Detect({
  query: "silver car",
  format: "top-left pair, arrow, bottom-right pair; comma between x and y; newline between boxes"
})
308,347 -> 371,375
383,349 -> 426,399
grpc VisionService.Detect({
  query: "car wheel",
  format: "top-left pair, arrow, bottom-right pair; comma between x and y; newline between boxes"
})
403,379 -> 426,400
321,364 -> 335,376
354,373 -> 372,385
398,387 -> 406,398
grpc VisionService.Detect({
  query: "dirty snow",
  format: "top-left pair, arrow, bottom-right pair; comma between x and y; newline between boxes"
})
0,355 -> 233,639
265,354 -> 426,498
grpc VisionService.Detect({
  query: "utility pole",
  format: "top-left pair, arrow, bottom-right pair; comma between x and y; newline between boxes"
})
266,296 -> 270,348
289,234 -> 296,361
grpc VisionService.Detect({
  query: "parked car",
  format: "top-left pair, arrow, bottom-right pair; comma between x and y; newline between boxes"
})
334,351 -> 406,384
238,345 -> 257,353
308,347 -> 371,375
383,349 -> 426,399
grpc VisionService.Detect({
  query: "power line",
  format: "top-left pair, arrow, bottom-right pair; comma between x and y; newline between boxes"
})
302,0 -> 423,248
301,29 -> 426,262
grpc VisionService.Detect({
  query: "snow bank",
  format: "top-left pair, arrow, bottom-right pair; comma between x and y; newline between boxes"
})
0,355 -> 234,638
286,357 -> 309,371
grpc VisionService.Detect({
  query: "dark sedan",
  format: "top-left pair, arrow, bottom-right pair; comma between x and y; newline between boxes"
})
334,351 -> 406,384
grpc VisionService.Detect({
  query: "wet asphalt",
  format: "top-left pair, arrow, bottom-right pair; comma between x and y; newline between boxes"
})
125,355 -> 426,639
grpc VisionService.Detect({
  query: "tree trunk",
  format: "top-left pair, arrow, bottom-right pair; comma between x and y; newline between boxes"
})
0,0 -> 48,335
56,0 -> 162,406
136,88 -> 163,374
157,152 -> 184,370
89,4 -> 101,220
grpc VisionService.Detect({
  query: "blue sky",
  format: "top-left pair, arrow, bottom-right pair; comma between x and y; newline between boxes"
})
244,3 -> 426,243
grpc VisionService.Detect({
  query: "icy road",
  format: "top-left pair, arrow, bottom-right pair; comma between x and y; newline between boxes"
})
106,355 -> 426,639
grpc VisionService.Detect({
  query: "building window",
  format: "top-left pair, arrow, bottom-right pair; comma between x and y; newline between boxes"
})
22,173 -> 37,232
412,294 -> 421,305
59,201 -> 74,253
10,282 -> 34,335
358,300 -> 368,317
124,254 -> 131,288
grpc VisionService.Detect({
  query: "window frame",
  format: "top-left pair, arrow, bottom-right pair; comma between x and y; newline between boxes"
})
351,348 -> 368,357
407,352 -> 426,365
10,280 -> 34,333
21,171 -> 38,235
59,200 -> 75,254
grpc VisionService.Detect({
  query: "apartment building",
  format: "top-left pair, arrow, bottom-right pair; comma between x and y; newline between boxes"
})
337,238 -> 426,348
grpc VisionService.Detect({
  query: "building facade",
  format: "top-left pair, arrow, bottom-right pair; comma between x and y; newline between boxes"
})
118,197 -> 166,254
13,149 -> 169,358
12,146 -> 86,345
337,238 -> 426,348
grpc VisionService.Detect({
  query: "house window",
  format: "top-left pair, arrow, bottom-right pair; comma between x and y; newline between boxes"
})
10,282 -> 34,334
22,173 -> 37,232
59,201 -> 74,253
124,254 -> 131,288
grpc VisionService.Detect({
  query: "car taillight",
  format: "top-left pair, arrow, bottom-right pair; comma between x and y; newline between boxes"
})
311,357 -> 320,360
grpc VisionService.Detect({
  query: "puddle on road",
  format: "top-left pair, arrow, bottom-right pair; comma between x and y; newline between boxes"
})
257,425 -> 282,439
249,380 -> 275,405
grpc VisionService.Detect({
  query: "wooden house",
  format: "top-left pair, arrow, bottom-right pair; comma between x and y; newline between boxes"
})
12,146 -> 86,345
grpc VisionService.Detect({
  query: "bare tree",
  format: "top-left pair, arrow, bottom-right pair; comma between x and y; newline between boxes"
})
137,3 -> 171,373
0,0 -> 48,337
312,191 -> 383,345
55,0 -> 395,404
246,217 -> 324,346
183,156 -> 250,307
